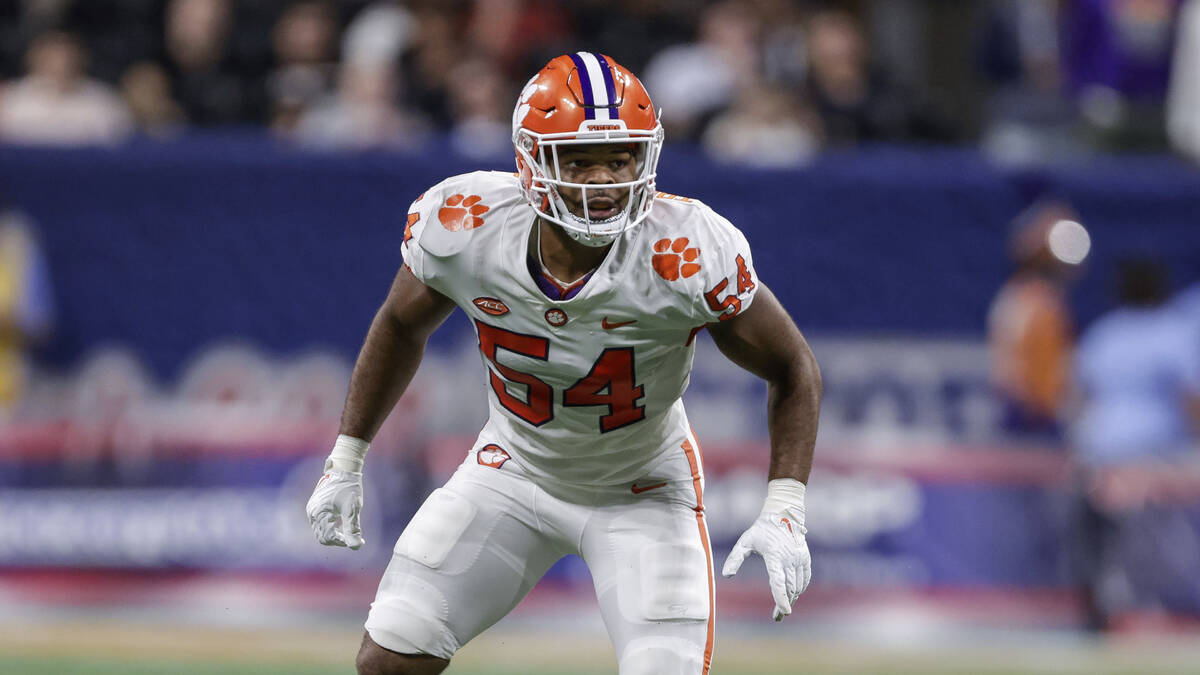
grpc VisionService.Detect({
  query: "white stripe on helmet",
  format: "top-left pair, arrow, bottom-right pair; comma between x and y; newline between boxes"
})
576,52 -> 611,121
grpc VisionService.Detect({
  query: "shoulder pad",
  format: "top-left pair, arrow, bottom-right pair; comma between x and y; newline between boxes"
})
411,172 -> 519,258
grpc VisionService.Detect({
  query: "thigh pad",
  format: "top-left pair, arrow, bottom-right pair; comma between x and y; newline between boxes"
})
394,488 -> 477,569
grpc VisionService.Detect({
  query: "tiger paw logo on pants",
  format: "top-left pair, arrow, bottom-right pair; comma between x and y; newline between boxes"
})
477,444 -> 511,469
652,237 -> 701,281
438,194 -> 490,231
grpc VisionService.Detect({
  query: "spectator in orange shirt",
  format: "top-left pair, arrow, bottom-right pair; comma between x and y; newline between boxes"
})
987,199 -> 1090,443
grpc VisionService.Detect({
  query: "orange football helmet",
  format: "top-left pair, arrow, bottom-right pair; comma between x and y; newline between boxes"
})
512,52 -> 664,246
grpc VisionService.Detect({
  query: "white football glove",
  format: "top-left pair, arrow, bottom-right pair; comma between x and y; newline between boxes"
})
305,435 -> 370,550
722,478 -> 811,621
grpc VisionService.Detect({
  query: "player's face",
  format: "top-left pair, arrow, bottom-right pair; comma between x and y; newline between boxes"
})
555,144 -> 639,221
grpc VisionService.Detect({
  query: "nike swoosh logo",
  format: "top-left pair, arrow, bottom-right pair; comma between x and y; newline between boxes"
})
631,481 -> 668,495
602,317 -> 637,330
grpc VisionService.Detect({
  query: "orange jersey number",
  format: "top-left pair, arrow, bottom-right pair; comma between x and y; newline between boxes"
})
704,254 -> 755,321
476,320 -> 554,426
476,321 -> 646,432
735,254 -> 755,295
563,347 -> 646,432
704,278 -> 741,321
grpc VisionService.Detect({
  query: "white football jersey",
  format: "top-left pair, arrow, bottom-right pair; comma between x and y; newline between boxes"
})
402,171 -> 758,487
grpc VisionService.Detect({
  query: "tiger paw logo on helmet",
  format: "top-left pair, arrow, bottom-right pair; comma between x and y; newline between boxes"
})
652,237 -> 701,281
438,194 -> 489,231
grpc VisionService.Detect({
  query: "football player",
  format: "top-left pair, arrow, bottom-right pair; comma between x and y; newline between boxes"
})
306,52 -> 821,675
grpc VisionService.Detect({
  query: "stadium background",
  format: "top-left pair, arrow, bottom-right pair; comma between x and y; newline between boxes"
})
2,1 -> 1200,673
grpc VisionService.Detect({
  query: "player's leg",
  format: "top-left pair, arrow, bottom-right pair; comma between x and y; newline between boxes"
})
362,461 -> 567,672
581,486 -> 715,675
356,632 -> 448,675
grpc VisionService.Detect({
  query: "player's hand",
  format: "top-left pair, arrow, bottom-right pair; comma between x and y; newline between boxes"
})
721,478 -> 812,621
305,469 -> 365,550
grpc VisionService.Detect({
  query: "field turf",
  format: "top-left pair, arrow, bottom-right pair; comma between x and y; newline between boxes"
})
3,618 -> 1199,674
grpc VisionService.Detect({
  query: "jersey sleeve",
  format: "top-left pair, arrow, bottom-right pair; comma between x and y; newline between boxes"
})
399,178 -> 484,300
687,207 -> 759,324
400,172 -> 508,303
400,188 -> 438,287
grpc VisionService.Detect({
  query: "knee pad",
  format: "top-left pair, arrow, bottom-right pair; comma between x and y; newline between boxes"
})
619,636 -> 705,675
365,575 -> 458,660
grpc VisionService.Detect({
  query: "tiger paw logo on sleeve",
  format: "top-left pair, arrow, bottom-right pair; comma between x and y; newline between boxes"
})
438,194 -> 490,231
651,237 -> 701,281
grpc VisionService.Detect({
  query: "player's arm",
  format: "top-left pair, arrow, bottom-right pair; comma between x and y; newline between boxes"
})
708,282 -> 821,620
306,266 -> 456,550
708,282 -> 820,482
340,265 -> 457,441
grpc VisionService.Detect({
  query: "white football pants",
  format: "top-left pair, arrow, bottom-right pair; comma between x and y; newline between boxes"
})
364,438 -> 715,674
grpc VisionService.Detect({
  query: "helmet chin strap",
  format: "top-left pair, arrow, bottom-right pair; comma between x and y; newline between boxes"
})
564,226 -> 618,247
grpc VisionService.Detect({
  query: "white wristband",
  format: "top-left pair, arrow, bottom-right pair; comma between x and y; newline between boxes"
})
761,478 -> 806,523
324,434 -> 370,473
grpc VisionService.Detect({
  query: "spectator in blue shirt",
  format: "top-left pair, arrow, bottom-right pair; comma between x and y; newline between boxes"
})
1073,258 -> 1200,463
1069,257 -> 1200,631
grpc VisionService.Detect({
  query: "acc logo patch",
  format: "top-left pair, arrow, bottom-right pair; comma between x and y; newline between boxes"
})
477,444 -> 511,469
473,297 -> 510,316
544,308 -> 568,327
438,194 -> 489,231
652,237 -> 701,281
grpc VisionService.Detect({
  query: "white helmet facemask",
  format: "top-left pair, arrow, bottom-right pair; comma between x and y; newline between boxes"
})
515,119 -> 664,247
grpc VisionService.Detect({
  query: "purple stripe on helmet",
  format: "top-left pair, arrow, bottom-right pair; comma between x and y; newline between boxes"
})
597,55 -> 618,119
569,52 -> 595,119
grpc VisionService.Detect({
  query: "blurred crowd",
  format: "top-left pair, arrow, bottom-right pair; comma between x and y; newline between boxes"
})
987,199 -> 1200,455
987,199 -> 1200,457
1,0 -> 1200,164
986,199 -> 1200,630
